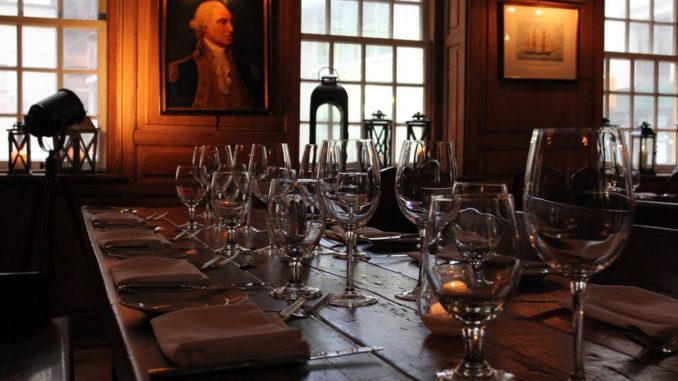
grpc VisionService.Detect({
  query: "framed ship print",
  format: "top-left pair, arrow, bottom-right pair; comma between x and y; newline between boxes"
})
501,3 -> 579,80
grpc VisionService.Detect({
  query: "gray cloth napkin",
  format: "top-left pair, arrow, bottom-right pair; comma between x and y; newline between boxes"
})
151,304 -> 310,366
96,228 -> 171,249
323,225 -> 393,242
111,257 -> 210,287
91,212 -> 143,227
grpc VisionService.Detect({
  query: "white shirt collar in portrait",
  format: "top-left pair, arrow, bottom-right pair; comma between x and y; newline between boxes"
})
204,38 -> 232,95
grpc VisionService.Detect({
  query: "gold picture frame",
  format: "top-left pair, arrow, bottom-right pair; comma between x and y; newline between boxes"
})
501,3 -> 579,80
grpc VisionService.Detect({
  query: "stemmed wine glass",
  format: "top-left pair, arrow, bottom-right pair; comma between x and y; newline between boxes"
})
523,127 -> 634,381
425,192 -> 522,381
249,143 -> 293,255
210,169 -> 252,256
175,165 -> 209,231
318,139 -> 381,308
267,178 -> 324,301
198,145 -> 224,220
395,140 -> 456,301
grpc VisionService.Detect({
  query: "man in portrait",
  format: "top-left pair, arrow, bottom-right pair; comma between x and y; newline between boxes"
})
167,0 -> 263,110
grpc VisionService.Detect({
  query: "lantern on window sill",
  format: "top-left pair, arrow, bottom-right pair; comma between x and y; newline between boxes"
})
59,116 -> 98,173
363,110 -> 393,167
309,68 -> 349,144
7,122 -> 31,174
630,121 -> 656,174
406,112 -> 432,141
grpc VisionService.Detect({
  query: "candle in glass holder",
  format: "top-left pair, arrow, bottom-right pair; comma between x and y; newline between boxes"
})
442,280 -> 469,295
10,149 -> 28,169
421,302 -> 461,336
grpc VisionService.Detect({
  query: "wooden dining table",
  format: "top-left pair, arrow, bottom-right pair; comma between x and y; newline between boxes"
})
81,206 -> 678,381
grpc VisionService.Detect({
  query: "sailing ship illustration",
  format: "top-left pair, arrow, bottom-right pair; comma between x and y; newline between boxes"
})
517,22 -> 564,61
525,26 -> 554,55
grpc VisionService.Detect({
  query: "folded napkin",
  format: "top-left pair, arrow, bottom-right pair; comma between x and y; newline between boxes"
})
323,225 -> 395,242
560,284 -> 678,338
407,244 -> 463,263
91,212 -> 144,227
96,228 -> 172,249
151,304 -> 310,366
111,257 -> 210,287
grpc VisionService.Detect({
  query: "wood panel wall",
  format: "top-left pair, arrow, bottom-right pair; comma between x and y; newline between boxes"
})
452,0 -> 604,186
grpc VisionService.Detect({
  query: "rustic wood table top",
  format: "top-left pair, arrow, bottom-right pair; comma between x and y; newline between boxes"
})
81,207 -> 678,381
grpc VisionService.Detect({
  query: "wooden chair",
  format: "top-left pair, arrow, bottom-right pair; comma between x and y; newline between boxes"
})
0,272 -> 72,380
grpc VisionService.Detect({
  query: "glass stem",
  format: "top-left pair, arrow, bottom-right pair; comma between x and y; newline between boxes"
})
344,228 -> 357,294
460,325 -> 487,372
415,226 -> 427,288
187,205 -> 196,229
570,279 -> 588,381
289,258 -> 302,284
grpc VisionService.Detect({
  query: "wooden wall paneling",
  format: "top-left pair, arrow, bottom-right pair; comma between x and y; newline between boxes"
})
443,0 -> 466,175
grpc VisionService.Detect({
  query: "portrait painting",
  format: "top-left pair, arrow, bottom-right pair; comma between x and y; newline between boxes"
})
161,0 -> 269,113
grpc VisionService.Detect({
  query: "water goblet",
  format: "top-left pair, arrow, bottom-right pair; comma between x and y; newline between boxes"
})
318,139 -> 381,308
394,140 -> 457,301
425,193 -> 522,381
175,165 -> 208,231
523,127 -> 634,381
228,144 -> 265,236
198,145 -> 225,220
210,170 -> 252,256
267,178 -> 324,301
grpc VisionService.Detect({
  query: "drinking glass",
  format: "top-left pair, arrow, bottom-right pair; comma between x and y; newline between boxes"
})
299,144 -> 319,179
210,170 -> 252,255
175,165 -> 209,231
318,139 -> 381,308
425,193 -> 522,381
523,127 -> 634,381
394,140 -> 456,301
267,178 -> 324,301
249,143 -> 293,254
228,144 -> 264,235
198,145 -> 225,219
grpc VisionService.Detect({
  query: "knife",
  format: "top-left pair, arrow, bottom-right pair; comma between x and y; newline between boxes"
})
147,345 -> 383,379
116,282 -> 272,293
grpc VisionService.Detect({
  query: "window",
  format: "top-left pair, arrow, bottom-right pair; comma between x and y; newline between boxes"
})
603,0 -> 677,171
299,0 -> 427,161
0,0 -> 106,169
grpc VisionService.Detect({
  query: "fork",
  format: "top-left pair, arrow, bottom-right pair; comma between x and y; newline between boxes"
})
279,297 -> 307,321
292,292 -> 335,318
626,325 -> 678,354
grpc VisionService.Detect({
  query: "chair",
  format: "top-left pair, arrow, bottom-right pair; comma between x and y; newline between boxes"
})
367,167 -> 418,233
0,272 -> 72,380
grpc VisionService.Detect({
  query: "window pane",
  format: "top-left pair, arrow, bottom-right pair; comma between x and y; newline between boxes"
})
657,96 -> 677,129
604,59 -> 608,92
394,126 -> 407,159
364,85 -> 392,119
609,59 -> 631,91
659,62 -> 677,94
0,70 -> 17,113
344,83 -> 362,123
634,95 -> 655,125
64,28 -> 98,70
655,0 -> 675,22
22,71 -> 56,113
0,117 -> 17,161
0,24 -> 16,67
331,0 -> 358,36
608,94 -> 631,126
64,74 -> 98,115
629,0 -> 650,20
300,41 -> 329,80
629,22 -> 651,53
394,4 -> 421,41
605,21 -> 626,52
397,47 -> 423,84
365,45 -> 392,83
22,26 -> 57,69
334,43 -> 361,81
0,0 -> 17,16
396,86 -> 423,123
299,81 -> 316,121
301,0 -> 326,35
299,123 -> 310,149
656,131 -> 676,165
63,0 -> 98,20
605,0 -> 626,18
653,25 -> 674,55
348,123 -> 361,140
363,1 -> 390,38
634,60 -> 654,93
24,0 -> 57,18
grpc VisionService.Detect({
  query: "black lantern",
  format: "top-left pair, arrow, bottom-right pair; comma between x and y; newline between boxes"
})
406,112 -> 431,141
59,116 -> 98,173
630,121 -> 656,174
309,68 -> 349,144
7,122 -> 31,174
363,110 -> 392,167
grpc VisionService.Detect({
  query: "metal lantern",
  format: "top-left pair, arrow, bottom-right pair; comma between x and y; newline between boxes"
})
7,122 -> 31,174
309,69 -> 349,144
630,121 -> 656,174
59,116 -> 98,172
406,112 -> 432,141
363,110 -> 392,167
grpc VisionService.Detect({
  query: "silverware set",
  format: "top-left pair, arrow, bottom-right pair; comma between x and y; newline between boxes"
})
626,325 -> 678,354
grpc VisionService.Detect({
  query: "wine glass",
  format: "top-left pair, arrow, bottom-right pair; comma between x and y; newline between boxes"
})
210,169 -> 252,256
198,145 -> 224,220
267,178 -> 324,301
175,165 -> 209,231
299,144 -> 319,179
425,193 -> 522,381
523,127 -> 634,381
249,143 -> 293,254
318,139 -> 381,308
394,140 -> 456,301
228,144 -> 264,236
